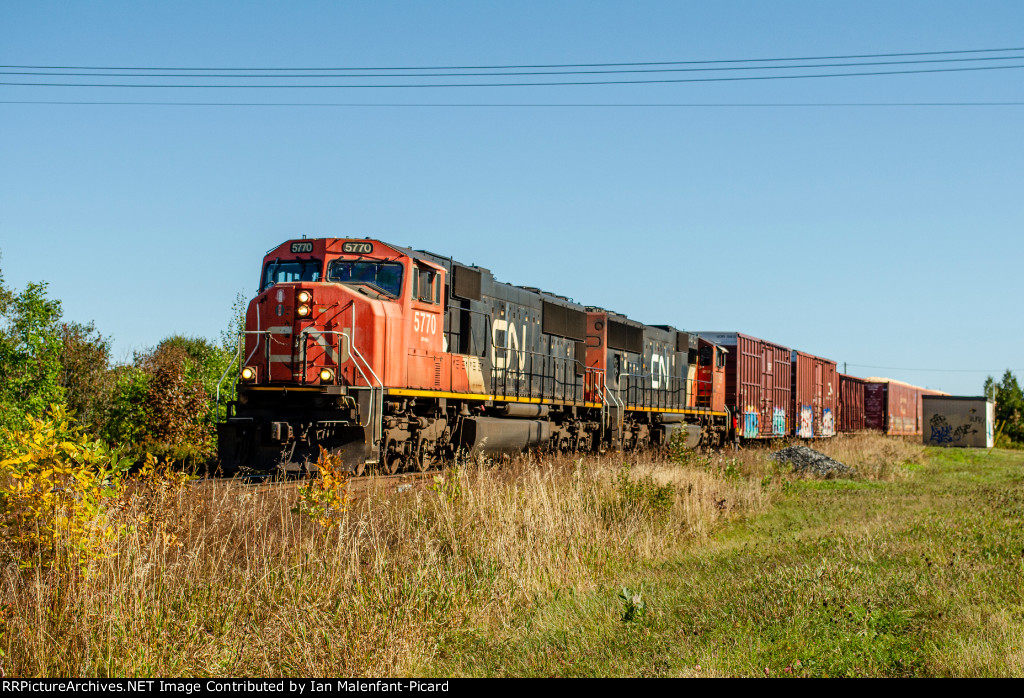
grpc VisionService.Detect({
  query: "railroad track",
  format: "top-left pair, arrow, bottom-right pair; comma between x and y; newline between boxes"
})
189,467 -> 440,499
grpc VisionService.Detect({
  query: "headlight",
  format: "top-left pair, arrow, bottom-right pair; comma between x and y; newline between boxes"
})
296,304 -> 311,318
296,290 -> 311,304
319,368 -> 335,383
240,366 -> 256,382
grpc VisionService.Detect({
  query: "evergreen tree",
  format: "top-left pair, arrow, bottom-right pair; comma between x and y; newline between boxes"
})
985,370 -> 1024,445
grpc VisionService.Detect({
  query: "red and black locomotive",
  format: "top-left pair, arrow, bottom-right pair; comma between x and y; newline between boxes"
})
217,238 -> 730,473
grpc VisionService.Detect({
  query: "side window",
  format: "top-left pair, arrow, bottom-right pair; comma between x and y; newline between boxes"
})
422,270 -> 435,302
416,266 -> 436,303
717,350 -> 727,368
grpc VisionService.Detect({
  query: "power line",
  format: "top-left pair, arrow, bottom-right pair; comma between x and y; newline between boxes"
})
5,54 -> 1024,79
4,101 -> 1024,107
4,46 -> 1022,71
3,62 -> 1022,88
847,364 -> 1023,374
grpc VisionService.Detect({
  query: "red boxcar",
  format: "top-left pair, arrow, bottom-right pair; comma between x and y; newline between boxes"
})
837,374 -> 867,432
863,378 -> 949,436
698,332 -> 792,439
890,380 -> 923,436
791,351 -> 838,438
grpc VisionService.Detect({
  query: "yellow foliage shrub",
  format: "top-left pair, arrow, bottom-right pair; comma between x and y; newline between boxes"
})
293,447 -> 349,528
0,405 -> 131,571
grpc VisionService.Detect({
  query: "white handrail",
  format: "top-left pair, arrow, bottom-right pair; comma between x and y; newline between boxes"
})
349,340 -> 384,453
604,379 -> 624,433
299,326 -> 384,454
299,328 -> 376,430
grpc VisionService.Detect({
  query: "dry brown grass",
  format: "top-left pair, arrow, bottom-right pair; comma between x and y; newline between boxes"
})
814,432 -> 926,480
0,449 -> 776,677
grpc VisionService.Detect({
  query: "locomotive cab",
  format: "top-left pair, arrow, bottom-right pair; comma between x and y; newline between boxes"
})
222,238 -> 447,472
240,239 -> 446,387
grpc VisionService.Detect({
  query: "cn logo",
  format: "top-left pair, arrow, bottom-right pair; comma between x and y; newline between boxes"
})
650,353 -> 670,389
491,319 -> 526,374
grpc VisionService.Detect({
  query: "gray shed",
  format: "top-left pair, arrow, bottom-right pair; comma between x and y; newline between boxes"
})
922,396 -> 994,448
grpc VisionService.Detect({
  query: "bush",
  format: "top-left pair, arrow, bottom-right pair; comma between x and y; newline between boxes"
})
667,430 -> 711,468
293,447 -> 350,528
139,342 -> 213,461
605,464 -> 676,521
0,405 -> 130,571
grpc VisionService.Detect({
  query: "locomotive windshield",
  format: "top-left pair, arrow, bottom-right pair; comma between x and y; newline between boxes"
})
262,259 -> 322,291
327,260 -> 404,298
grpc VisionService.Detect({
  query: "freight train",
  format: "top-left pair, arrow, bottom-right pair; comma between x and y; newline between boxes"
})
216,237 -> 943,473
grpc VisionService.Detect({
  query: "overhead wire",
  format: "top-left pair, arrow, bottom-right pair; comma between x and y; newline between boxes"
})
3,45 -> 1023,71
3,62 -> 1023,88
846,365 -> 1023,374
4,53 -> 1024,78
3,101 -> 1023,107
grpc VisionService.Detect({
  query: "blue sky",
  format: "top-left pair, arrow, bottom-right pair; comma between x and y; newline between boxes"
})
1,1 -> 1021,394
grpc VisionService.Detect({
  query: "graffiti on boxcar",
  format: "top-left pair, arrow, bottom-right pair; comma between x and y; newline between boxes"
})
822,408 -> 835,437
798,406 -> 813,438
743,409 -> 759,438
773,407 -> 787,436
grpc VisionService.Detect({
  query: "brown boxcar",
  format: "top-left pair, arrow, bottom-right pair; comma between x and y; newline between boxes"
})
864,379 -> 913,435
698,332 -> 791,439
791,351 -> 838,438
865,381 -> 886,431
863,378 -> 950,436
889,380 -> 923,436
837,373 -> 867,432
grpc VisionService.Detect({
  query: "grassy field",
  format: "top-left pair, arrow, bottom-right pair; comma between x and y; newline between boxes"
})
433,444 -> 1024,677
2,436 -> 1022,677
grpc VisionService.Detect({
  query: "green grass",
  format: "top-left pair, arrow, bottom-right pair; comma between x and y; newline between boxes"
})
6,440 -> 1022,677
430,447 -> 1024,677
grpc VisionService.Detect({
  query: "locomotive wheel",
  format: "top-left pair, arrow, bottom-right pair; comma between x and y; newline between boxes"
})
383,440 -> 403,475
413,448 -> 433,473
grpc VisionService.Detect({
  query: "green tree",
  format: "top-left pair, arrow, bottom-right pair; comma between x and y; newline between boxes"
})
213,291 -> 249,422
101,365 -> 150,448
58,320 -> 114,434
0,265 -> 65,434
984,370 -> 1024,445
